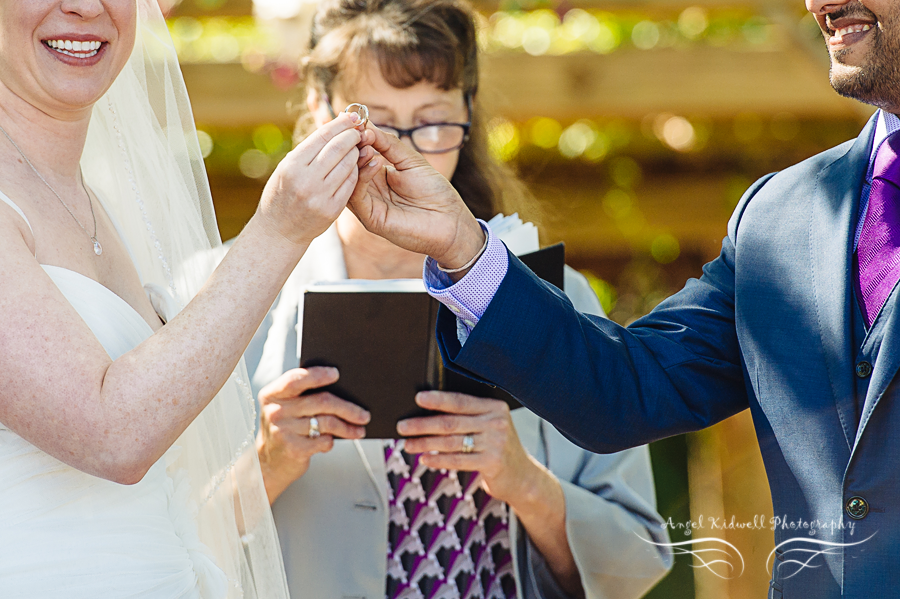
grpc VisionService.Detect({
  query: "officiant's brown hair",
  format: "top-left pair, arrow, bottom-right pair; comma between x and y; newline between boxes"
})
297,0 -> 534,222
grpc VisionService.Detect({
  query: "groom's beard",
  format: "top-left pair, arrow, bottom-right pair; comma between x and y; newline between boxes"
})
828,4 -> 900,112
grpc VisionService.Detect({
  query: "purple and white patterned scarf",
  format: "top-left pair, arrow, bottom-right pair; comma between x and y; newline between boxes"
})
384,441 -> 518,599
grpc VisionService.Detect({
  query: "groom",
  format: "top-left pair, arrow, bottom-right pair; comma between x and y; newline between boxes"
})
349,0 -> 900,597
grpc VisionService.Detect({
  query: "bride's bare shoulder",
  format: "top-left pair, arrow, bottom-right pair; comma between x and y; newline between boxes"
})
0,194 -> 35,257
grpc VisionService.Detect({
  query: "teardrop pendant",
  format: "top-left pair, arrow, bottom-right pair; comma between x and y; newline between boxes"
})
92,238 -> 103,256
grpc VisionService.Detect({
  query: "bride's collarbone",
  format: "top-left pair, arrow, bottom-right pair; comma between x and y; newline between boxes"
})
34,216 -> 164,332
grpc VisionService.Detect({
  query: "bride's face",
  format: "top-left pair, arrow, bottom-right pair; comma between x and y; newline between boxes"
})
0,0 -> 137,117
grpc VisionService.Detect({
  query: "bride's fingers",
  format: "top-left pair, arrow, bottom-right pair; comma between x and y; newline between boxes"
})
322,147 -> 360,194
293,113 -> 361,166
310,129 -> 362,177
333,168 -> 359,205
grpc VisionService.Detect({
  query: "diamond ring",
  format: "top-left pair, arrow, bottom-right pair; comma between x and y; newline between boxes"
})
462,434 -> 475,454
308,416 -> 321,439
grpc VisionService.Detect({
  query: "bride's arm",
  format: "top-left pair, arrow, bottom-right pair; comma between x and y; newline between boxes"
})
0,114 -> 365,485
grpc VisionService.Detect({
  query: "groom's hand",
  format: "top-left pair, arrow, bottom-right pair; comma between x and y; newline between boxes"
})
352,126 -> 486,273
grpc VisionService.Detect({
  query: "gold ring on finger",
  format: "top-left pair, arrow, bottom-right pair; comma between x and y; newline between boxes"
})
344,103 -> 369,128
462,434 -> 475,454
308,416 -> 321,439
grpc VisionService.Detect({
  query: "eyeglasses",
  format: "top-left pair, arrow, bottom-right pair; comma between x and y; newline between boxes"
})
323,95 -> 472,154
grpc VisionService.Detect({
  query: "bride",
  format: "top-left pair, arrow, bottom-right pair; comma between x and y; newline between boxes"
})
0,1 -> 369,596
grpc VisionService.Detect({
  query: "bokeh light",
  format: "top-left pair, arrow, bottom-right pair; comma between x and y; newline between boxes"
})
632,21 -> 661,50
488,119 -> 521,162
239,149 -> 271,178
657,115 -> 696,152
528,117 -> 563,149
651,234 -> 681,264
559,121 -> 597,158
196,130 -> 214,158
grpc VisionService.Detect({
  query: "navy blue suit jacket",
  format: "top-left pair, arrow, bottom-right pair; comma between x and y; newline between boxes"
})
437,117 -> 896,598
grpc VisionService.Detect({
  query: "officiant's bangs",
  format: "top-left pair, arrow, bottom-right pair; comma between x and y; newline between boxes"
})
304,0 -> 479,97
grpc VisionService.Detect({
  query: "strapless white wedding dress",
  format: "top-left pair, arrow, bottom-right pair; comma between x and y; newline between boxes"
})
0,197 -> 225,597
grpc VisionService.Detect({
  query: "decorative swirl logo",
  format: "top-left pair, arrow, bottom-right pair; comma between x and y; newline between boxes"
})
637,534 -> 745,579
766,533 -> 877,580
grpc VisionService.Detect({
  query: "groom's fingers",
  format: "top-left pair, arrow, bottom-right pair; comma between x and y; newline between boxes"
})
364,124 -> 429,170
348,153 -> 386,207
357,145 -> 376,166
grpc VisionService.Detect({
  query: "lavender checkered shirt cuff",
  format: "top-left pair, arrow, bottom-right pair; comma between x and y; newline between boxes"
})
423,220 -> 508,336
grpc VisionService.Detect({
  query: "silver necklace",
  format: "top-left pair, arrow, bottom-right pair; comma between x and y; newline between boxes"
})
0,124 -> 102,256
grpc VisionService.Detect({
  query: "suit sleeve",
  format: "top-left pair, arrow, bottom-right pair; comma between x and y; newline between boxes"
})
436,175 -> 773,453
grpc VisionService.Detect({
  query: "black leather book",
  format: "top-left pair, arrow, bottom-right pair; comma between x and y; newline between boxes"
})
299,243 -> 564,438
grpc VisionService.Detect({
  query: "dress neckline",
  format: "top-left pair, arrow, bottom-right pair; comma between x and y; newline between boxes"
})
41,265 -> 153,331
0,186 -> 156,328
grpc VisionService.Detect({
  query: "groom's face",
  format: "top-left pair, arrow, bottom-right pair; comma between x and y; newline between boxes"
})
807,0 -> 900,112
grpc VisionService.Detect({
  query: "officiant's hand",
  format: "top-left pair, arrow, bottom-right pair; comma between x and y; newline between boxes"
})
256,113 -> 364,248
351,126 -> 486,276
397,392 -> 550,506
399,392 -> 582,597
256,367 -> 371,504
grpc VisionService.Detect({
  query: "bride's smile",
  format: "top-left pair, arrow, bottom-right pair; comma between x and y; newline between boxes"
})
0,0 -> 136,113
43,37 -> 107,65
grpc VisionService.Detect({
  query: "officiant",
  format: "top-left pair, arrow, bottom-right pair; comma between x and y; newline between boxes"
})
246,0 -> 672,598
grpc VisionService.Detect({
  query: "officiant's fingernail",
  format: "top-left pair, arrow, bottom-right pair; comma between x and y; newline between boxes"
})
397,421 -> 409,434
368,159 -> 379,168
415,392 -> 431,406
348,112 -> 361,123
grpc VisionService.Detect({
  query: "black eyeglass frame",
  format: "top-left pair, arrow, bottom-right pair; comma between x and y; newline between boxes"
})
323,94 -> 473,155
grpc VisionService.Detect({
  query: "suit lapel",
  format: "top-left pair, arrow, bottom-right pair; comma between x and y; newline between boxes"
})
810,117 -> 877,450
856,285 -> 900,447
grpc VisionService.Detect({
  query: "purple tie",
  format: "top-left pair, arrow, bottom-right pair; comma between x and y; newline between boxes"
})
857,131 -> 900,327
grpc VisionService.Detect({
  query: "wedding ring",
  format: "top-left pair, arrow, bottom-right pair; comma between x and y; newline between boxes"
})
462,434 -> 475,454
308,416 -> 321,439
343,103 -> 369,128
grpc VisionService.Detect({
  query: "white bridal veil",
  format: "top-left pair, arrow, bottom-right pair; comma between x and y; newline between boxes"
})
81,1 -> 289,597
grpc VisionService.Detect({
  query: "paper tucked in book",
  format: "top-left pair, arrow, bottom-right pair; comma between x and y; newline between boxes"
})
299,214 -> 563,438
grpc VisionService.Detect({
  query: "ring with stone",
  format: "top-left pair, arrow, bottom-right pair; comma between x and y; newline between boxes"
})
343,103 -> 369,128
308,416 -> 321,439
462,434 -> 475,454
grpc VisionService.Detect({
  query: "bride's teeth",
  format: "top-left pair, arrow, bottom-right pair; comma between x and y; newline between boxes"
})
45,39 -> 102,57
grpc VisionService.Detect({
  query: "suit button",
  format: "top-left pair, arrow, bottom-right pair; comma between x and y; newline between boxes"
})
856,361 -> 873,378
846,496 -> 869,520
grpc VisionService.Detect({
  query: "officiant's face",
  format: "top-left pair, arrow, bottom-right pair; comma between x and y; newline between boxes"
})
0,0 -> 137,115
308,58 -> 468,182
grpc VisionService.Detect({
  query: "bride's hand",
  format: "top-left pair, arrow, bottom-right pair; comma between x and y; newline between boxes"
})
256,113 -> 363,247
351,126 -> 486,271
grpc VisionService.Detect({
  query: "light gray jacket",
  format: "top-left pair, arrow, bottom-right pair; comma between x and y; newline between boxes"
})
246,226 -> 672,599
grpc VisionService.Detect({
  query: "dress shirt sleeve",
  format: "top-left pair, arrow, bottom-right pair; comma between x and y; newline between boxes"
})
423,220 -> 509,342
